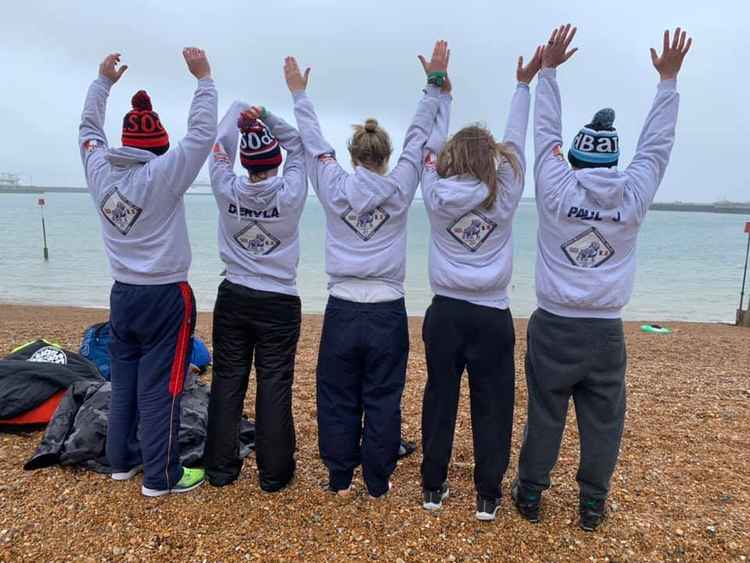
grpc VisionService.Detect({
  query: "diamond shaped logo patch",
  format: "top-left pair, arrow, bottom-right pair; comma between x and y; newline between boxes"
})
447,209 -> 498,252
561,227 -> 615,268
341,206 -> 390,241
234,222 -> 281,255
100,188 -> 143,236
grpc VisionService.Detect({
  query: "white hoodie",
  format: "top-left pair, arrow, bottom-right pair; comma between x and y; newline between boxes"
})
79,75 -> 217,285
534,68 -> 680,318
292,86 -> 441,300
422,84 -> 530,309
210,102 -> 307,296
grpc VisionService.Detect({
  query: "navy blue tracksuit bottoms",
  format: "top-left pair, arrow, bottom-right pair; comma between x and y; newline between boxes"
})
316,296 -> 408,497
107,281 -> 196,491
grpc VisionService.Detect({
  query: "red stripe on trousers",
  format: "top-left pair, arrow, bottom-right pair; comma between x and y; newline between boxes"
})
168,282 -> 193,397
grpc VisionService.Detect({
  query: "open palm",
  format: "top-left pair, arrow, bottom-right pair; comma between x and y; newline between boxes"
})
651,28 -> 692,80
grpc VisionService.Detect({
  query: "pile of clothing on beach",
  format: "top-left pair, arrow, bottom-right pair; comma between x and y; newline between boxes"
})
0,327 -> 256,473
24,371 -> 256,473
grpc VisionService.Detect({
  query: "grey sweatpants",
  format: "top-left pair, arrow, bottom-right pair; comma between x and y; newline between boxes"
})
517,308 -> 627,501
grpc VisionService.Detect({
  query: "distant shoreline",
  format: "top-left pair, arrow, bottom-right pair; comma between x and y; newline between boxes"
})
2,186 -> 749,215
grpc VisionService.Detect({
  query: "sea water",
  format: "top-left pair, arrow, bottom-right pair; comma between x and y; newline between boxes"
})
0,192 -> 746,322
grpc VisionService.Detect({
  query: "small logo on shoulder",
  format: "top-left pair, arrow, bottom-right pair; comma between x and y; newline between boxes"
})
341,206 -> 390,241
561,227 -> 615,268
100,187 -> 143,236
234,222 -> 281,255
83,139 -> 100,153
447,209 -> 497,252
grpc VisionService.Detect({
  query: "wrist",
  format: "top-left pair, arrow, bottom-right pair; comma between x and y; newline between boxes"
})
659,73 -> 677,81
98,74 -> 115,87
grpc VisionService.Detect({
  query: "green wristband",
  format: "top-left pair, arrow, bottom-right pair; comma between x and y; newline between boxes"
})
427,71 -> 447,87
428,71 -> 448,79
259,106 -> 268,120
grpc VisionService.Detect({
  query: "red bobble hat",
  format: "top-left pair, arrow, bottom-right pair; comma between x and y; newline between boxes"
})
121,90 -> 170,155
237,111 -> 282,173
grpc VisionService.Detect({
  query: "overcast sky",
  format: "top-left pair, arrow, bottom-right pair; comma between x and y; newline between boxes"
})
0,0 -> 746,202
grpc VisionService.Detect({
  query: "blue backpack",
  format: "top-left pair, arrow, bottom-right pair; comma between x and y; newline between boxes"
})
80,322 -> 212,380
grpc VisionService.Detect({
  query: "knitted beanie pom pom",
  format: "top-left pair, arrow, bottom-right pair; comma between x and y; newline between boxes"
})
131,90 -> 153,111
590,108 -> 615,131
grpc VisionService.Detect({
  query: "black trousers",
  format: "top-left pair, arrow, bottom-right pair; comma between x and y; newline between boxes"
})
316,296 -> 408,497
420,295 -> 516,500
517,308 -> 627,501
205,279 -> 301,491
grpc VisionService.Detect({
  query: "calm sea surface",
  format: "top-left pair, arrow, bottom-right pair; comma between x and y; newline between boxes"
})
0,192 -> 747,322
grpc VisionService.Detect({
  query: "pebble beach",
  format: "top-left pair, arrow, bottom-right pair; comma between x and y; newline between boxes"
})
0,304 -> 748,561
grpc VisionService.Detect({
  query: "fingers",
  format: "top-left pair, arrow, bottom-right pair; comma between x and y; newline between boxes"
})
663,29 -> 670,54
116,65 -> 128,79
303,67 -> 311,84
548,27 -> 558,45
564,26 -> 577,48
677,29 -> 687,52
517,56 -> 523,73
672,27 -> 681,50
564,47 -> 578,62
650,47 -> 659,65
446,48 -> 451,67
682,36 -> 692,55
417,55 -> 429,74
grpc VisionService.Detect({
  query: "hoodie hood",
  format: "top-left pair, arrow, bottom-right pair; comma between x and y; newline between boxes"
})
343,166 -> 400,215
235,175 -> 284,209
430,175 -> 487,209
105,146 -> 157,167
574,167 -> 628,208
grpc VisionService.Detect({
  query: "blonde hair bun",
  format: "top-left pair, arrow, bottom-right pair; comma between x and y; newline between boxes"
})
364,118 -> 379,133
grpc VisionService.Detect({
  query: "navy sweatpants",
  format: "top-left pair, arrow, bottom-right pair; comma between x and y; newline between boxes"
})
107,281 -> 196,491
316,296 -> 408,497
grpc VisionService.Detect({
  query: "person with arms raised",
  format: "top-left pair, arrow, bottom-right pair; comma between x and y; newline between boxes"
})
285,41 -> 448,498
204,98 -> 307,492
419,44 -> 544,521
79,49 -> 217,497
513,25 -> 691,531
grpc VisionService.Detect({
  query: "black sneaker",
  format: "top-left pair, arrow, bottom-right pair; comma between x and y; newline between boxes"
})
579,498 -> 607,532
511,479 -> 541,523
422,482 -> 449,511
475,495 -> 501,521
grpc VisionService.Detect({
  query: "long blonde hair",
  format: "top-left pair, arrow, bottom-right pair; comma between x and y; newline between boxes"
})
348,118 -> 392,175
437,125 -> 521,209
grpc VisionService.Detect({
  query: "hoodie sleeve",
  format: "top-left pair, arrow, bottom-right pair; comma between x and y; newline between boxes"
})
148,78 -> 218,197
79,76 -> 114,191
534,68 -> 576,209
502,83 -> 530,174
389,85 -> 442,204
292,90 -> 348,206
210,101 -> 248,198
424,92 -> 452,157
625,79 -> 680,222
265,111 -> 309,208
496,82 -> 531,214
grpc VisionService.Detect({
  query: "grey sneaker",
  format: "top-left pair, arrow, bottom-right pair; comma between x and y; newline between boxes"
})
475,495 -> 501,521
422,482 -> 450,511
111,465 -> 143,481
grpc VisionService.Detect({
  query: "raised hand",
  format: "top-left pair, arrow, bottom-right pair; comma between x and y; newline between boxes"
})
542,24 -> 578,69
284,57 -> 311,93
183,47 -> 211,80
245,106 -> 264,120
517,45 -> 545,84
418,40 -> 451,76
650,28 -> 692,80
99,53 -> 128,84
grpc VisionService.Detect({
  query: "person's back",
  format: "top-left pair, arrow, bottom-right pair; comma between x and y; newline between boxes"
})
418,46 -> 540,521
512,25 -> 691,532
78,49 -> 217,497
286,44 -> 447,499
204,100 -> 307,491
